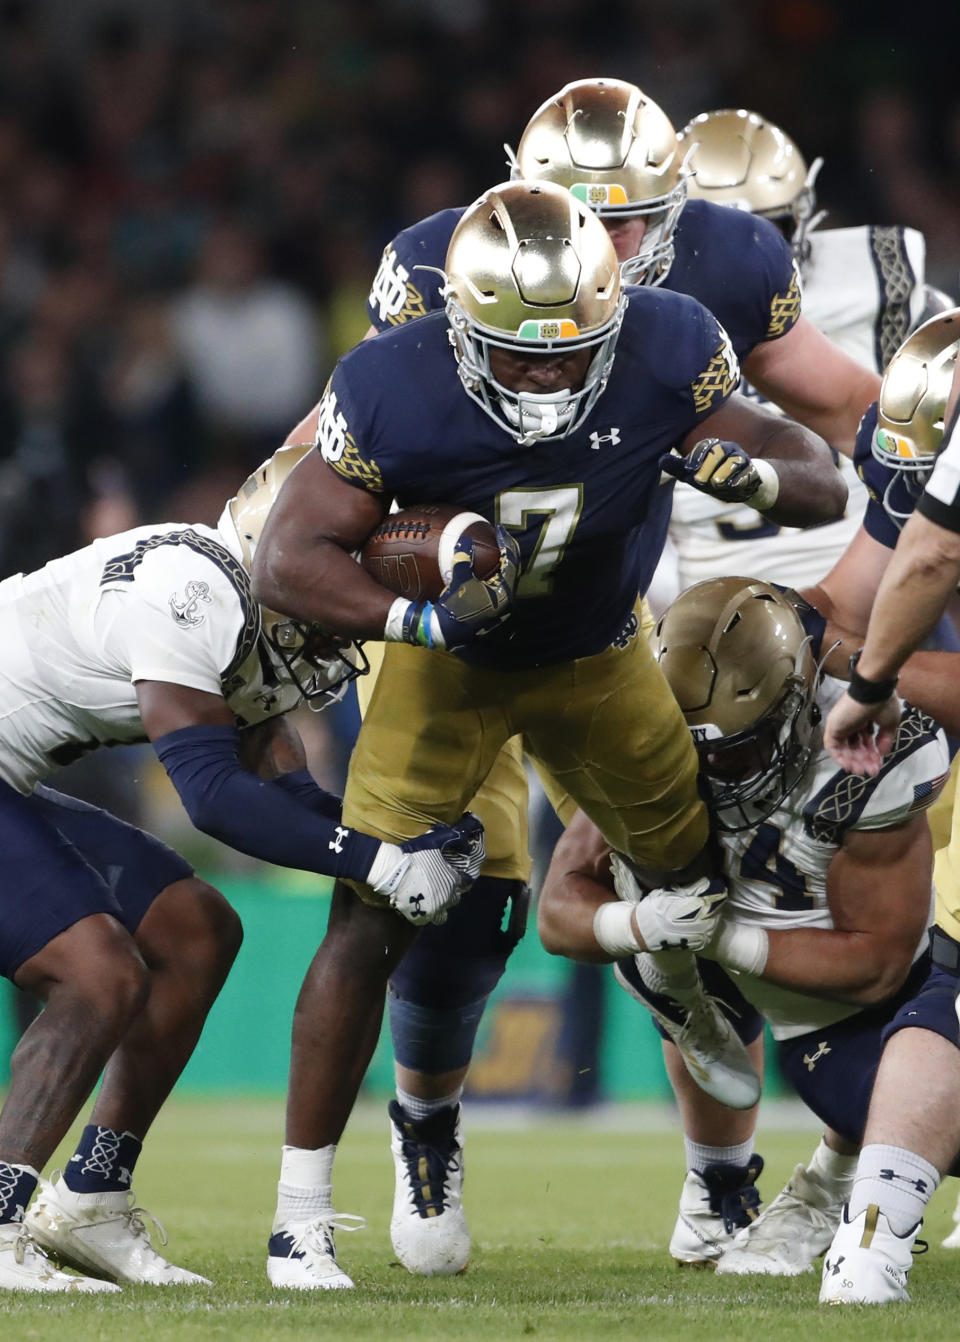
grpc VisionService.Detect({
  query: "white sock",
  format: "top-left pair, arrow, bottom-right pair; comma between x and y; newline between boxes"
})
807,1137 -> 857,1192
684,1138 -> 754,1174
396,1087 -> 462,1122
273,1144 -> 336,1232
847,1143 -> 940,1235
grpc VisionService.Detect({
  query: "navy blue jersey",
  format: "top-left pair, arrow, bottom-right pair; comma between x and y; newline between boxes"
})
366,199 -> 799,365
320,288 -> 738,669
668,199 -> 800,356
853,401 -> 925,549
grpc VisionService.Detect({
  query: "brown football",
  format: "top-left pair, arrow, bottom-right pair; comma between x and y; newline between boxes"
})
360,503 -> 499,602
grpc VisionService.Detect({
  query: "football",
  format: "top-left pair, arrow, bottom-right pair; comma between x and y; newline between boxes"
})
360,503 -> 499,602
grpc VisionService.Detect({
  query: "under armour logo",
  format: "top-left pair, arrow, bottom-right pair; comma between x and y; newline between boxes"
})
328,825 -> 348,854
879,1168 -> 928,1193
825,1253 -> 845,1276
255,689 -> 280,712
588,427 -> 621,450
802,1041 -> 832,1072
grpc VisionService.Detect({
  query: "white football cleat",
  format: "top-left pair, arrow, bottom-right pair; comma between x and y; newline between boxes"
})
717,1161 -> 845,1276
669,1159 -> 764,1266
942,1191 -> 960,1247
819,1203 -> 919,1304
389,1100 -> 470,1275
0,1221 -> 120,1293
267,1214 -> 363,1290
614,956 -> 761,1109
25,1176 -> 210,1285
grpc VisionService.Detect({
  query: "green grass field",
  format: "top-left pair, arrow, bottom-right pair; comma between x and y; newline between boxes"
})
7,1097 -> 959,1341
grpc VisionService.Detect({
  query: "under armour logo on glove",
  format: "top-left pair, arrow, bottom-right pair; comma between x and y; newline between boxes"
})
369,813 -> 486,927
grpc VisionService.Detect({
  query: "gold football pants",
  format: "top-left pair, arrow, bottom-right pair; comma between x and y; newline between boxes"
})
354,600 -> 658,878
357,641 -> 530,881
344,623 -> 706,902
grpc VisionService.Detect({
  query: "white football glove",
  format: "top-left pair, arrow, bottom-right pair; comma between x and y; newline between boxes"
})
609,854 -> 728,952
367,812 -> 485,926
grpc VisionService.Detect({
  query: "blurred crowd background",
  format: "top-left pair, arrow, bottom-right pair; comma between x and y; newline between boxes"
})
2,0 -> 959,1097
2,0 -> 960,853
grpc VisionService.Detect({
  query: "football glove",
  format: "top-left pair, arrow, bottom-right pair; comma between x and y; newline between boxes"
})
610,853 -> 728,952
369,811 -> 486,925
401,526 -> 520,651
660,439 -> 773,506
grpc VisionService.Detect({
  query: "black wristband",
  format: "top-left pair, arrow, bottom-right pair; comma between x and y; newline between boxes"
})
930,925 -> 960,975
847,650 -> 899,705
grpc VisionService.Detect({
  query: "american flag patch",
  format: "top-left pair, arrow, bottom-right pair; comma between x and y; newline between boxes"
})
910,770 -> 951,811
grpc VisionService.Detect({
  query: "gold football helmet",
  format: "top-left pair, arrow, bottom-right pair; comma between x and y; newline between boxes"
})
871,308 -> 960,524
509,78 -> 686,285
678,109 -> 824,263
221,444 -> 367,707
654,576 -> 819,830
444,179 -> 624,444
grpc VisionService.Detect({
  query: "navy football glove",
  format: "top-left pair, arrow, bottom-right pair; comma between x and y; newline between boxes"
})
370,812 -> 486,925
401,526 -> 520,651
660,438 -> 765,504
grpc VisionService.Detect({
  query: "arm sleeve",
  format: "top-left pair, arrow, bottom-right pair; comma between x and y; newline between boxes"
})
272,768 -> 344,820
153,723 -> 379,881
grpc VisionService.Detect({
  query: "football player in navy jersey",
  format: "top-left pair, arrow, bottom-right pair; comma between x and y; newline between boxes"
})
367,79 -> 879,451
659,106 -> 934,606
317,77 -> 887,1282
251,178 -> 849,1288
0,453 -> 483,1294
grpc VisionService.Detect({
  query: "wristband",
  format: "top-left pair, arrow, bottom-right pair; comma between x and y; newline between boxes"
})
711,921 -> 769,976
847,649 -> 899,705
593,900 -> 644,957
749,458 -> 780,512
383,597 -> 437,648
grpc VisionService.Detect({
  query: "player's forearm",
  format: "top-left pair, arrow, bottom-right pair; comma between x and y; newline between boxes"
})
760,926 -> 914,1005
897,651 -> 960,736
538,872 -> 619,964
855,513 -> 960,682
253,537 -> 396,639
153,724 -> 381,881
749,423 -> 847,527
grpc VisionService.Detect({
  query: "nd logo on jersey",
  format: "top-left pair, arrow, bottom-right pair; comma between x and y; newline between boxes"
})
315,388 -> 349,463
691,334 -> 740,414
369,245 -> 427,325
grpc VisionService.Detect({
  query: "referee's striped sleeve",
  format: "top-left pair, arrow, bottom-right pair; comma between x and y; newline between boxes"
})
918,397 -> 960,532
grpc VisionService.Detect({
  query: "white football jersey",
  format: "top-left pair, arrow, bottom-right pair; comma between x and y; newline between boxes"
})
715,675 -> 948,1041
663,224 -> 927,595
0,522 -> 303,794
